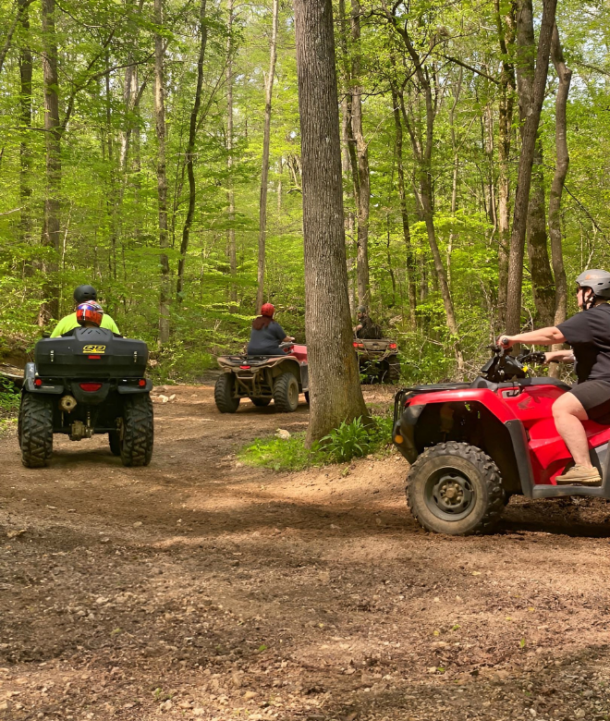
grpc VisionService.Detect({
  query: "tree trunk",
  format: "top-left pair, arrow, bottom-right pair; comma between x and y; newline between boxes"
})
390,84 -> 416,327
177,0 -> 208,303
226,0 -> 237,310
18,0 -> 33,246
350,0 -> 370,308
494,0 -> 516,326
0,0 -> 34,77
256,0 -> 279,312
504,0 -> 558,335
515,0 -> 555,327
40,0 -> 61,324
548,25 -> 571,375
293,0 -> 368,445
154,0 -> 170,343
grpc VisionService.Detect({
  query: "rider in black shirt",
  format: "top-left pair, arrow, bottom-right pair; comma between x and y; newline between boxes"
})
499,269 -> 610,487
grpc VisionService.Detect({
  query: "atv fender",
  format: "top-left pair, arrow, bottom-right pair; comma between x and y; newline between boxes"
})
394,390 -> 534,498
118,380 -> 153,394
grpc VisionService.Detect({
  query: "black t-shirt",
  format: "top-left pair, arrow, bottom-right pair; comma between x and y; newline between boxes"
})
247,321 -> 286,355
557,303 -> 610,383
356,317 -> 383,340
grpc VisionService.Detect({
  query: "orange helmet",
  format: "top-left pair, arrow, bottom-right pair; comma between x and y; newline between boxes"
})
76,301 -> 104,327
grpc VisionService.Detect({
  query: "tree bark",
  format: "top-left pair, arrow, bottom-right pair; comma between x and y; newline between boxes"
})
494,0 -> 517,326
177,0 -> 208,303
256,0 -> 279,312
293,0 -> 368,445
515,0 -> 555,327
504,0 -> 558,335
350,0 -> 370,308
226,0 -> 237,310
154,0 -> 171,343
40,0 -> 61,324
18,0 -> 33,246
548,24 -> 570,375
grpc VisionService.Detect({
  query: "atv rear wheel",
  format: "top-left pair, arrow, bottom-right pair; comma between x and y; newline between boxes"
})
406,441 -> 504,535
120,394 -> 154,467
20,393 -> 54,468
273,372 -> 299,412
250,397 -> 271,407
214,374 -> 240,413
387,359 -> 401,383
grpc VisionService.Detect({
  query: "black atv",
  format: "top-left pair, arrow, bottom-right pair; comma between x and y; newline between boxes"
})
353,337 -> 401,384
18,327 -> 154,468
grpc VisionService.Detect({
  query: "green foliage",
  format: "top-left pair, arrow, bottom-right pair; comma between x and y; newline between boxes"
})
0,378 -> 20,416
239,413 -> 393,471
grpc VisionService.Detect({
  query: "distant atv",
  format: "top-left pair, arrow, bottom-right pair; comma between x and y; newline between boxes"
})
19,327 -> 153,468
354,338 -> 400,384
215,343 -> 309,413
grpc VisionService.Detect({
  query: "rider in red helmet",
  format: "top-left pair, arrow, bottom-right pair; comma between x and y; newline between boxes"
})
247,303 -> 294,356
76,301 -> 104,328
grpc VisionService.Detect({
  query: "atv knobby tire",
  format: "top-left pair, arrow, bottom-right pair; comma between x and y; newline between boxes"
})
387,359 -> 401,383
120,394 -> 154,467
20,393 -> 54,468
109,430 -> 121,456
406,441 -> 504,535
214,374 -> 240,413
273,372 -> 299,413
250,397 -> 271,407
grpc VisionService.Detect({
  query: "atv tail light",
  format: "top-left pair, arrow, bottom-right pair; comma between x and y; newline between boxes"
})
353,342 -> 364,349
138,379 -> 146,388
394,434 -> 404,444
88,355 -> 102,360
34,378 -> 42,387
79,382 -> 103,392
240,365 -> 251,369
389,343 -> 398,350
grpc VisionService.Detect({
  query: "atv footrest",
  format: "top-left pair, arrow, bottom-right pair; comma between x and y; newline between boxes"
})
532,484 -> 610,499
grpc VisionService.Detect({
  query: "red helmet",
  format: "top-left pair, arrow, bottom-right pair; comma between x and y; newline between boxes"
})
76,301 -> 104,327
260,303 -> 275,318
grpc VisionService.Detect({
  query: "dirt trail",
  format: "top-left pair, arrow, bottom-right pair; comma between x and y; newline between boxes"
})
1,384 -> 610,721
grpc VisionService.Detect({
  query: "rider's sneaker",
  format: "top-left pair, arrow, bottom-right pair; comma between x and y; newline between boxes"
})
555,464 -> 602,486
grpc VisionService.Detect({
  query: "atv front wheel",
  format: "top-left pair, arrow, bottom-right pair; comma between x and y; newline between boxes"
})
214,374 -> 240,413
120,394 -> 154,467
109,430 -> 121,456
273,372 -> 299,412
20,393 -> 54,468
406,442 -> 504,535
250,397 -> 271,407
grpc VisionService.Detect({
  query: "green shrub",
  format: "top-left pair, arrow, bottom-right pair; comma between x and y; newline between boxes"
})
239,413 -> 393,471
0,378 -> 20,416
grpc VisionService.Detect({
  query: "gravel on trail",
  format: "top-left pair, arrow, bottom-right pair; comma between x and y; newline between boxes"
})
1,384 -> 609,721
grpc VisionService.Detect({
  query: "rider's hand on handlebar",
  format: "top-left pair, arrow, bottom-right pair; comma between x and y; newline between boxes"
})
496,335 -> 514,350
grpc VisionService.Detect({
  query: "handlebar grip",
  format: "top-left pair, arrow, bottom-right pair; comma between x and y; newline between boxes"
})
499,336 -> 511,348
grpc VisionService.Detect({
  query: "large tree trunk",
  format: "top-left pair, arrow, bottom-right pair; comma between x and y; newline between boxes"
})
390,84 -> 416,327
350,0 -> 370,308
515,0 -> 555,327
226,0 -> 237,310
494,0 -> 516,326
18,0 -> 33,246
548,25 -> 571,376
40,0 -> 61,324
504,0 -> 558,335
177,0 -> 208,303
154,0 -> 171,343
256,0 -> 279,312
293,0 -> 368,445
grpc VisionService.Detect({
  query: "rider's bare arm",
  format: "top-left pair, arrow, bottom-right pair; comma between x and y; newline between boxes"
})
544,350 -> 575,364
498,326 -> 566,348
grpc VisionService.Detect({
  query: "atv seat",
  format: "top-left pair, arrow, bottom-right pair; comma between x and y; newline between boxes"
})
470,376 -> 572,392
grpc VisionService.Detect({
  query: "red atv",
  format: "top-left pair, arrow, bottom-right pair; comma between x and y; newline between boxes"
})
215,343 -> 308,413
393,346 -> 610,535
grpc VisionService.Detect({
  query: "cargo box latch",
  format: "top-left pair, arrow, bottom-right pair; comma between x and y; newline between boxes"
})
133,351 -> 138,363
50,350 -> 55,363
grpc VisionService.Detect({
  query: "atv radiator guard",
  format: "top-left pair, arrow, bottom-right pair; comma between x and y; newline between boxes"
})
393,381 -> 610,500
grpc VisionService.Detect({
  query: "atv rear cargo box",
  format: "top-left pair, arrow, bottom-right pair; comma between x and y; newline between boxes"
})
35,327 -> 148,378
